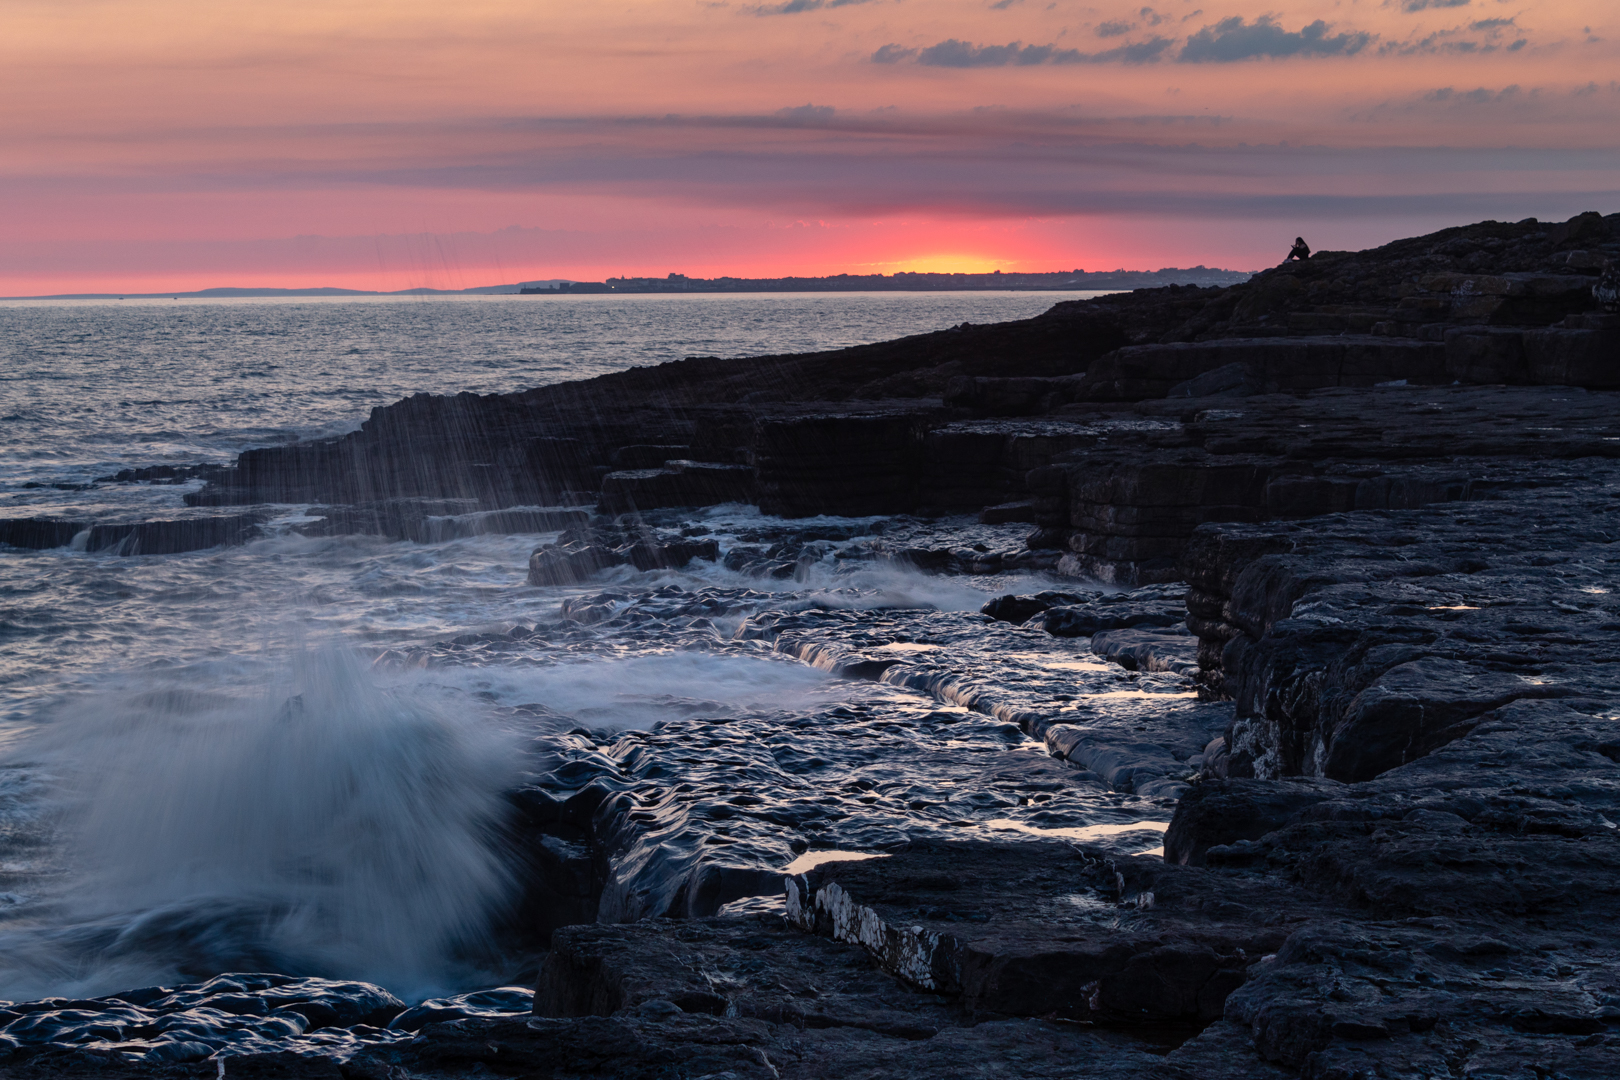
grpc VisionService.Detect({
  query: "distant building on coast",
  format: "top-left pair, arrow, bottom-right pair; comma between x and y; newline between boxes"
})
518,281 -> 614,294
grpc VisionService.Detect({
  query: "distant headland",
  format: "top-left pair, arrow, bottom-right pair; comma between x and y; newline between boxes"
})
519,267 -> 1252,294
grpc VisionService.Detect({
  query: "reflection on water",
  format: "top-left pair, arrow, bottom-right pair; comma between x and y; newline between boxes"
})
782,850 -> 892,876
982,817 -> 1169,856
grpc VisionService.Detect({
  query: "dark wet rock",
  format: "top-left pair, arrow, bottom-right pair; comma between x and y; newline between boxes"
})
941,374 -> 1084,417
297,498 -> 589,541
1033,384 -> 1620,583
1041,713 -> 1216,800
57,212 -> 1619,1078
348,1010 -> 1166,1080
177,213 -> 1619,520
977,500 -> 1035,524
1405,270 -> 1599,328
83,514 -> 267,555
518,913 -> 1171,1079
0,975 -> 414,1072
420,569 -> 1216,928
1548,209 -> 1612,248
1220,919 -> 1620,1078
597,460 -> 756,514
536,916 -> 963,1037
917,420 -> 1106,515
789,722 -> 1620,1076
360,1014 -> 785,1080
1443,324 -> 1530,383
1166,360 -> 1267,399
526,527 -> 721,586
980,590 -> 1092,624
526,540 -> 629,586
384,987 -> 533,1032
1042,586 -> 1186,638
754,412 -> 937,518
610,444 -> 693,469
1089,628 -> 1198,677
1163,778 -> 1343,866
95,463 -> 231,486
1077,456 -> 1620,1074
787,840 -> 1316,1028
1180,463 -> 1620,781
0,518 -> 84,550
1524,312 -> 1620,389
1043,603 -> 1181,637
1076,336 -> 1447,402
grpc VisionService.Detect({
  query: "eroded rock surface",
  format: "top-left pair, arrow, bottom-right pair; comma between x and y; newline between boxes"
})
9,213 -> 1620,1078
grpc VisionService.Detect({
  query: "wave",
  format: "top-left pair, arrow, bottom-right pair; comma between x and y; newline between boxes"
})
0,649 -> 519,1002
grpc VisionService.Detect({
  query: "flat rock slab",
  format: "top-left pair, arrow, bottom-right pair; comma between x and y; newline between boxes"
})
353,912 -> 1168,1080
356,1012 -> 1173,1080
785,839 -> 1327,1029
537,916 -> 962,1039
1090,629 -> 1199,677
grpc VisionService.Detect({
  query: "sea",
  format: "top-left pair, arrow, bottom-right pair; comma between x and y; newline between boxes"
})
0,290 -> 1183,1051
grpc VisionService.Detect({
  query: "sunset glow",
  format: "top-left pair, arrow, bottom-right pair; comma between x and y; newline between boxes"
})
4,0 -> 1616,295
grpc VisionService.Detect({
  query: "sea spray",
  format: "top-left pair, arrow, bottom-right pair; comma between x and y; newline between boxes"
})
0,648 -> 519,1001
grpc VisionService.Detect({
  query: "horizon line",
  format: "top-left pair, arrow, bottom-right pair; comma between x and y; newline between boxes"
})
0,265 -> 1257,302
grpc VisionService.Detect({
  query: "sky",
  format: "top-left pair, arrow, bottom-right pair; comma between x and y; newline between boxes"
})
2,0 -> 1616,294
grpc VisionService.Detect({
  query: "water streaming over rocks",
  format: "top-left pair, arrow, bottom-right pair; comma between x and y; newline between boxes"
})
0,293 -> 1203,1069
0,509 -> 1207,1066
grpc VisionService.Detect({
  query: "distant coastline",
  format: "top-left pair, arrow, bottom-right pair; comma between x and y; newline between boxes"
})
524,267 -> 1252,294
5,266 -> 1252,302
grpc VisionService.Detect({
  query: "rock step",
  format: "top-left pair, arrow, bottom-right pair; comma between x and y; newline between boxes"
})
537,917 -> 964,1038
786,840 -> 1308,1026
1031,384 -> 1620,585
1179,468 -> 1620,781
0,514 -> 266,555
0,517 -> 85,550
297,500 -> 591,541
1077,336 -> 1447,402
528,534 -> 720,587
597,461 -> 755,515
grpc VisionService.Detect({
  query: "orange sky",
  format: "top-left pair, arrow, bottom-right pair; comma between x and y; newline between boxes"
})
3,0 -> 1616,294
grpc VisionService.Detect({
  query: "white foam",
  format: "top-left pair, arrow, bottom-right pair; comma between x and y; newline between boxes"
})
401,652 -> 835,729
1,648 -> 518,1000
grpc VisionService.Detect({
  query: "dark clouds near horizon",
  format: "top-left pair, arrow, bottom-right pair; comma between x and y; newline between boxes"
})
876,15 -> 1379,67
874,37 -> 1174,66
754,0 -> 873,13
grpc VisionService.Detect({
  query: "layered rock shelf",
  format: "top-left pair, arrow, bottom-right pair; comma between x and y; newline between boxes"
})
4,213 -> 1619,1078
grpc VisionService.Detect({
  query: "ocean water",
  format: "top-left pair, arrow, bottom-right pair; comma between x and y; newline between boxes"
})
0,290 -> 1182,1025
0,290 -> 1105,705
1,292 -> 1106,506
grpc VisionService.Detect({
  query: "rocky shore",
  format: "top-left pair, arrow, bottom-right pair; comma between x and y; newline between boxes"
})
3,213 -> 1619,1078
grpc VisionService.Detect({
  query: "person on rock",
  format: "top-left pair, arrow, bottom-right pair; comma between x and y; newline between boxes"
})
1596,261 -> 1619,312
1286,236 -> 1311,262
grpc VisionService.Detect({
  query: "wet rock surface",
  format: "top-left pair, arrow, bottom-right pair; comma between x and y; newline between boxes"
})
1182,460 -> 1620,781
7,213 -> 1620,1078
0,513 -> 267,555
1029,383 -> 1620,584
169,213 -> 1617,516
295,499 -> 591,542
787,841 -> 1330,1028
1143,463 -> 1620,1075
0,974 -> 417,1069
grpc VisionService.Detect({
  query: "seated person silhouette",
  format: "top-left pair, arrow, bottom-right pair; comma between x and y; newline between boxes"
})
1287,237 -> 1311,262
